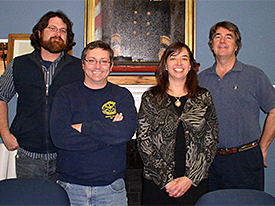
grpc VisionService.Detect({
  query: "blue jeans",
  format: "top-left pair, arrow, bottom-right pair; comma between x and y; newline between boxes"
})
16,149 -> 57,181
57,178 -> 127,206
209,144 -> 264,191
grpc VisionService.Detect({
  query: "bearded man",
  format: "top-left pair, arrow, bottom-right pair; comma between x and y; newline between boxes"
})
0,11 -> 84,180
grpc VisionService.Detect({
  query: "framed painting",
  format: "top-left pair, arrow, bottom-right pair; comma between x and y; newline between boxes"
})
0,39 -> 8,75
7,34 -> 33,66
84,0 -> 196,84
85,0 -> 196,57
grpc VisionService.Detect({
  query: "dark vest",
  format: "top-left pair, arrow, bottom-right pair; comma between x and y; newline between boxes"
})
10,51 -> 84,153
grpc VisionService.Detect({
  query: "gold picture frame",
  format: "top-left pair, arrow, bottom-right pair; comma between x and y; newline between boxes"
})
7,34 -> 33,66
85,0 -> 196,55
85,0 -> 196,85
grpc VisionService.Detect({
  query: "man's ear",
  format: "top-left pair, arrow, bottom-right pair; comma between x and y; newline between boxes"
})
110,62 -> 114,72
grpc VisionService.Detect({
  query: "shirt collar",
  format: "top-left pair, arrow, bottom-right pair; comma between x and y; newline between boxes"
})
39,51 -> 64,64
207,59 -> 243,74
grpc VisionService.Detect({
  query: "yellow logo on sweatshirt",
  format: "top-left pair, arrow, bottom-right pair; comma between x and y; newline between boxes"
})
102,101 -> 117,119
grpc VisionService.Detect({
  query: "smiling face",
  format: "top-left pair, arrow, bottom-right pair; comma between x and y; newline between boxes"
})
82,48 -> 113,89
212,27 -> 238,60
166,47 -> 191,83
39,17 -> 68,53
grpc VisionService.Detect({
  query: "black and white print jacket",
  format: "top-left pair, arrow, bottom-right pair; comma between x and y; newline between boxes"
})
137,89 -> 219,189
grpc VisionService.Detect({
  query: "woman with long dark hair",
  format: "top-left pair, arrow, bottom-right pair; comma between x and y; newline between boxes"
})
137,42 -> 219,205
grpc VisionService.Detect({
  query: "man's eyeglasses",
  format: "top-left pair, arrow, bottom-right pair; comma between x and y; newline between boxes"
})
84,59 -> 111,66
47,26 -> 67,34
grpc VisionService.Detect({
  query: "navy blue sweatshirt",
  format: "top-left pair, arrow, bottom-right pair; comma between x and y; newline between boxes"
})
50,81 -> 137,186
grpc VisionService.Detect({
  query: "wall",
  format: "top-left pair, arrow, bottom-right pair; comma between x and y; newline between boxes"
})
196,0 -> 275,84
0,0 -> 85,57
1,0 -> 275,196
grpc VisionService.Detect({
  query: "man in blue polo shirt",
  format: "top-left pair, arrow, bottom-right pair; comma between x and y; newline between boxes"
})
198,21 -> 275,191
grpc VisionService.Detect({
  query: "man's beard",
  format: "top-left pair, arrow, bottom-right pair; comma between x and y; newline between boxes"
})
40,36 -> 67,53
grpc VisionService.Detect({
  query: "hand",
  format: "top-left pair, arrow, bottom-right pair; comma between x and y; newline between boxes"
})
113,113 -> 123,122
165,177 -> 193,198
71,123 -> 82,132
2,133 -> 19,151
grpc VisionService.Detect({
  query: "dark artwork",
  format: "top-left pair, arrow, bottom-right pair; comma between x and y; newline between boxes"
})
101,0 -> 185,62
0,42 -> 8,75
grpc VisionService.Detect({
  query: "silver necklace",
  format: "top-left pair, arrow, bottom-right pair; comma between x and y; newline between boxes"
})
175,97 -> 181,107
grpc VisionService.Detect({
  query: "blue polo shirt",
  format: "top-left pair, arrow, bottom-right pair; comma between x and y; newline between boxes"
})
198,60 -> 275,149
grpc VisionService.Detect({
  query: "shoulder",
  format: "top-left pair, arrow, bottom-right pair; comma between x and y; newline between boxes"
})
198,64 -> 215,77
190,88 -> 214,106
108,82 -> 129,92
13,51 -> 40,73
141,89 -> 167,109
198,68 -> 211,76
239,61 -> 266,75
141,89 -> 155,100
67,53 -> 81,62
195,88 -> 211,99
198,65 -> 216,86
237,61 -> 271,84
14,53 -> 31,61
62,52 -> 81,64
14,50 -> 38,62
56,81 -> 82,96
107,82 -> 134,98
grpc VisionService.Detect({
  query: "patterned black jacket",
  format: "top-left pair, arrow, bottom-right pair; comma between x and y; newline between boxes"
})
137,89 -> 219,189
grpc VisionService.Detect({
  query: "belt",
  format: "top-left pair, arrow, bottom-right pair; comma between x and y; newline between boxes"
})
217,141 -> 258,155
18,147 -> 57,160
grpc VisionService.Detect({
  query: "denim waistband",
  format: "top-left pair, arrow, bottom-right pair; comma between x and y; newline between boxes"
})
18,147 -> 57,160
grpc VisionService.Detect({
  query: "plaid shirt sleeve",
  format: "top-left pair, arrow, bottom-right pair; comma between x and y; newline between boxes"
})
0,59 -> 16,102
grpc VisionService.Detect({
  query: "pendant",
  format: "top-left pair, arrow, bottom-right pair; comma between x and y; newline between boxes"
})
175,98 -> 181,107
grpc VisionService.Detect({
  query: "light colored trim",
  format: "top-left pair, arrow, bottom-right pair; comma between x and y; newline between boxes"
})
185,0 -> 196,57
108,75 -> 156,85
84,0 -> 95,46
